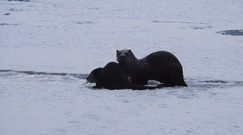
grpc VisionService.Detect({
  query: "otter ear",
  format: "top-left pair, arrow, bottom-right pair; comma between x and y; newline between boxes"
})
128,49 -> 132,53
117,50 -> 121,55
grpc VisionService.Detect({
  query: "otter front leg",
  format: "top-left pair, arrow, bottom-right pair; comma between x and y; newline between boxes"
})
93,81 -> 104,89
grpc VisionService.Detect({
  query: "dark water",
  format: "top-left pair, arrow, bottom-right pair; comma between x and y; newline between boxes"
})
1,69 -> 243,89
0,69 -> 89,79
8,0 -> 30,2
217,30 -> 243,36
187,79 -> 243,89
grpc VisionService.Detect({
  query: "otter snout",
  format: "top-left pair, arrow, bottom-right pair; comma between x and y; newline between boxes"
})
86,75 -> 94,83
117,55 -> 126,63
116,51 -> 127,63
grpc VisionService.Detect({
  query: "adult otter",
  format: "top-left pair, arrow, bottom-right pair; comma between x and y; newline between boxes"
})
87,62 -> 160,90
116,49 -> 187,87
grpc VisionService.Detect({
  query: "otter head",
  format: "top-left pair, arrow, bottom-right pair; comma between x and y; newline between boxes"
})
116,49 -> 137,64
87,67 -> 102,83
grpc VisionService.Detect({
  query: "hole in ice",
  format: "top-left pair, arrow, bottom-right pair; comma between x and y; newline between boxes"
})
75,21 -> 93,25
0,23 -> 19,26
0,69 -> 89,79
187,79 -> 243,89
1,69 -> 243,89
8,0 -> 30,2
216,30 -> 243,36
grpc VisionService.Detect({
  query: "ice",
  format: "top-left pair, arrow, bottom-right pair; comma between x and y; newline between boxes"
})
1,0 -> 243,135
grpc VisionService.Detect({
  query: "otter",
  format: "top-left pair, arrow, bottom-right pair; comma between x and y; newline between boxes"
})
116,49 -> 187,87
87,62 -> 160,90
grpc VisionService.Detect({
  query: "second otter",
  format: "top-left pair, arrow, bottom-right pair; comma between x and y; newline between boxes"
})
87,62 -> 160,90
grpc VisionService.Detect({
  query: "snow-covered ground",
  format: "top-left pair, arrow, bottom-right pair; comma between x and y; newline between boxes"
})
0,0 -> 243,135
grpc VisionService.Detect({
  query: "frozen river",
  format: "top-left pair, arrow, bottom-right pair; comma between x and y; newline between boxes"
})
1,0 -> 243,135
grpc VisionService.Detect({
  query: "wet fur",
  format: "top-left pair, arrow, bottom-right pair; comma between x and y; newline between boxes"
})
87,62 -> 159,90
117,49 -> 187,87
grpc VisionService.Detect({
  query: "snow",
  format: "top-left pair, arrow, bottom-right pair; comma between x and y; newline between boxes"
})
1,0 -> 243,135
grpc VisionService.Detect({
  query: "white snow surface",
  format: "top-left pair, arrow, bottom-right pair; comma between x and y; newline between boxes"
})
1,0 -> 243,135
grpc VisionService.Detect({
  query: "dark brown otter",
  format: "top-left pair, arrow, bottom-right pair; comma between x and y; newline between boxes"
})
87,62 -> 160,90
117,49 -> 187,87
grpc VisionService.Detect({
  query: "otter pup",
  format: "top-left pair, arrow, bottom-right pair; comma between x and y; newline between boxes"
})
87,62 -> 159,90
116,49 -> 187,87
